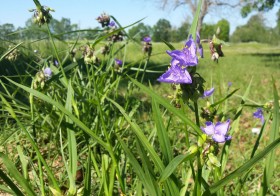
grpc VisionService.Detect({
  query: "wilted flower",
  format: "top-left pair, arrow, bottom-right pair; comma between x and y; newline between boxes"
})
202,88 -> 215,98
96,12 -> 110,27
201,119 -> 232,143
253,108 -> 264,124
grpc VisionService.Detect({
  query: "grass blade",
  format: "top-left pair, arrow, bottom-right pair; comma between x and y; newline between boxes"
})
260,77 -> 279,195
129,77 -> 202,135
159,152 -> 196,183
0,153 -> 36,196
209,137 -> 280,194
152,98 -> 173,164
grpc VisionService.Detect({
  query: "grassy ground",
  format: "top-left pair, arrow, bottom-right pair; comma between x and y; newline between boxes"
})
1,39 -> 279,195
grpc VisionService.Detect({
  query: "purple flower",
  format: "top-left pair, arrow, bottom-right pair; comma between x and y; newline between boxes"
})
253,108 -> 264,124
202,87 -> 215,98
54,60 -> 58,66
109,21 -> 117,28
157,64 -> 192,84
43,67 -> 52,78
114,58 -> 122,66
201,119 -> 232,143
196,32 -> 203,58
158,36 -> 199,84
228,82 -> 232,87
143,36 -> 151,43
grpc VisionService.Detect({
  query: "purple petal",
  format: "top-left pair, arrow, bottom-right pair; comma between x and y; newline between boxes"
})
212,134 -> 227,143
214,119 -> 230,136
201,121 -> 215,135
114,58 -> 122,65
44,67 -> 52,77
143,36 -> 151,43
157,65 -> 192,84
196,32 -> 200,44
202,88 -> 215,98
198,45 -> 204,58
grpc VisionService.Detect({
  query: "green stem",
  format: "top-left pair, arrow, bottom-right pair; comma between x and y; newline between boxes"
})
46,24 -> 68,85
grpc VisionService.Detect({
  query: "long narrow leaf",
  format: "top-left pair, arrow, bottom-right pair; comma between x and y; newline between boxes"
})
209,137 -> 280,194
5,77 -> 108,149
152,98 -> 173,163
159,152 -> 196,183
260,77 -> 279,194
129,77 -> 202,135
0,153 -> 36,196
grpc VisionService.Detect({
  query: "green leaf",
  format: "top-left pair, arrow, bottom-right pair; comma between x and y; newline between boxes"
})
159,152 -> 196,183
0,153 -> 36,196
5,77 -> 108,149
129,77 -> 202,135
260,77 -> 280,194
152,98 -> 173,163
209,137 -> 280,194
0,169 -> 24,196
117,135 -> 159,195
188,0 -> 202,40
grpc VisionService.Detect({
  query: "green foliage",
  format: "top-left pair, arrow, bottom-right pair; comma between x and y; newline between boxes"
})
152,18 -> 172,42
128,22 -> 153,41
241,0 -> 279,17
216,19 -> 230,42
230,14 -> 279,44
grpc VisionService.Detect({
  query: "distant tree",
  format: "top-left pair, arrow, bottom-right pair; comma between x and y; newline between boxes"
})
52,18 -> 78,40
241,0 -> 280,17
158,0 -> 279,34
128,22 -> 153,41
152,19 -> 172,42
216,19 -> 230,41
171,21 -> 191,42
230,14 -> 268,43
200,23 -> 215,40
0,23 -> 16,40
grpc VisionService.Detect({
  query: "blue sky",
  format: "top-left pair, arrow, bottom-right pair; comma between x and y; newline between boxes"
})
0,0 -> 278,34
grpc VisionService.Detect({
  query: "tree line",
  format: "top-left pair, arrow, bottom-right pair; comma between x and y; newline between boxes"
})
1,11 -> 279,45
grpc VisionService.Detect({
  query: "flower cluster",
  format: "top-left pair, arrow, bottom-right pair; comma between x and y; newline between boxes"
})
142,36 -> 152,56
33,67 -> 52,89
97,13 -> 124,42
157,34 -> 202,84
79,44 -> 99,65
96,12 -> 111,27
5,46 -> 20,62
30,6 -> 54,27
209,35 -> 224,62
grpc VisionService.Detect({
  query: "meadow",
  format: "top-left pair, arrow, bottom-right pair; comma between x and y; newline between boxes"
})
0,2 -> 280,196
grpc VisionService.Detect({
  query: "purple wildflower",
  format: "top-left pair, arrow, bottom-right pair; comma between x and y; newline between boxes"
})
228,82 -> 232,87
109,21 -> 117,28
201,119 -> 232,143
143,36 -> 151,43
202,88 -> 215,98
158,36 -> 200,84
114,58 -> 122,66
196,32 -> 203,58
157,64 -> 192,84
253,108 -> 264,124
43,67 -> 52,78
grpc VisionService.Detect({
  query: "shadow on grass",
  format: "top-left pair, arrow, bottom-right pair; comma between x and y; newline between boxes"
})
243,52 -> 280,68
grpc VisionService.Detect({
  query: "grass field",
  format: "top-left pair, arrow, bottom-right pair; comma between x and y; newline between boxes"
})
0,37 -> 280,195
